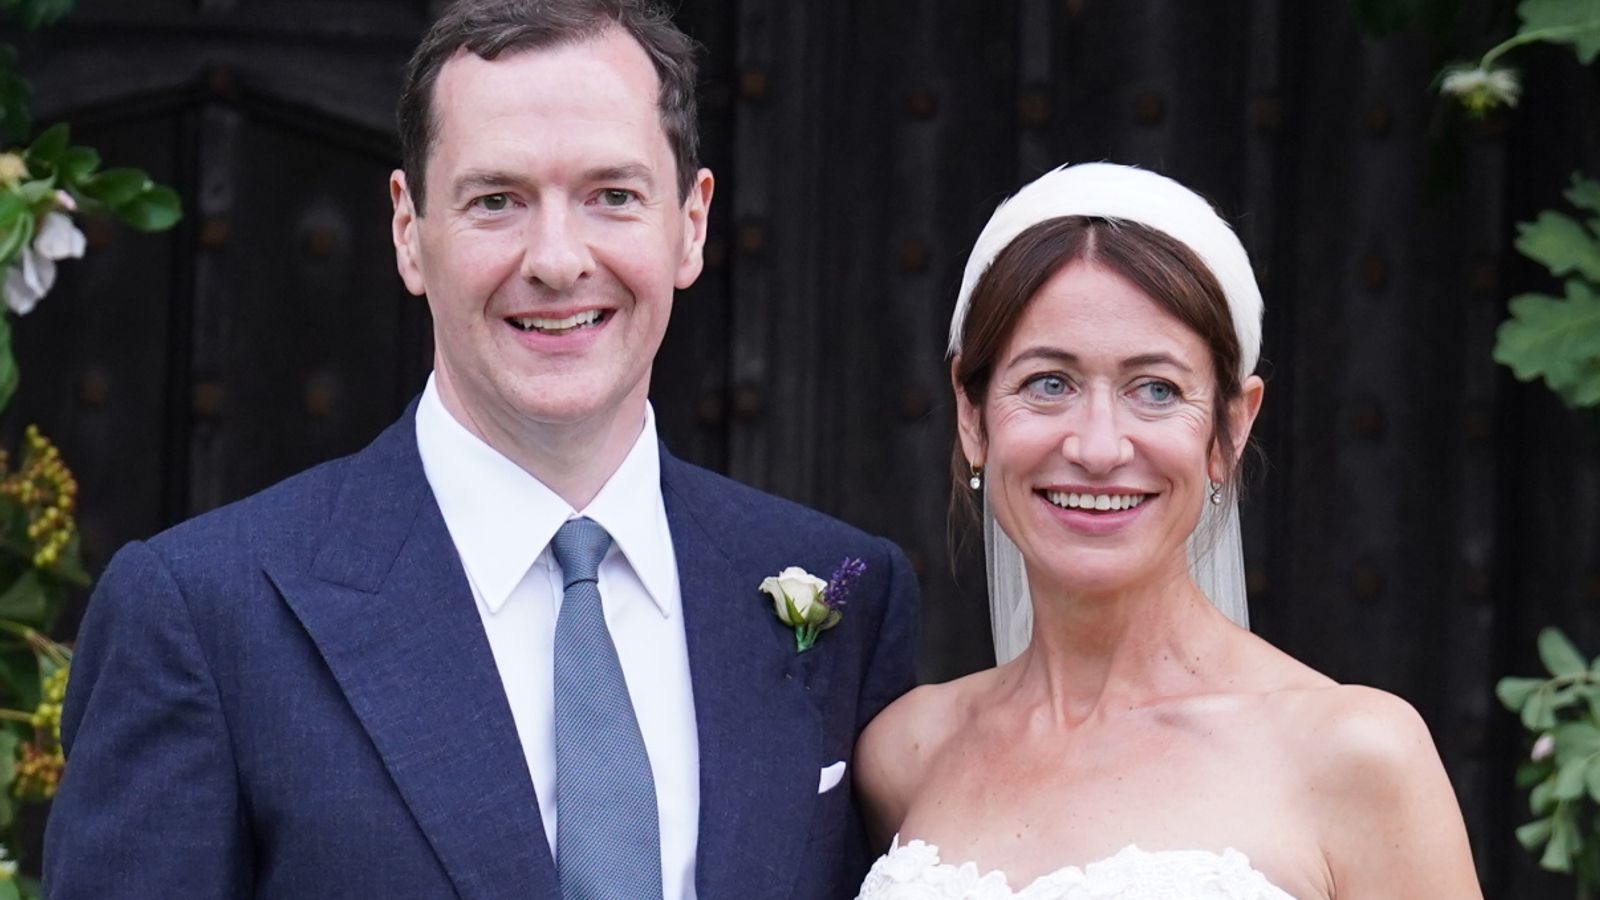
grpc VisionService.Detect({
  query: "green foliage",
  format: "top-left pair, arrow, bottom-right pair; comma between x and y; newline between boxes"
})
16,125 -> 184,236
1499,628 -> 1600,884
1493,175 -> 1600,407
1517,0 -> 1600,64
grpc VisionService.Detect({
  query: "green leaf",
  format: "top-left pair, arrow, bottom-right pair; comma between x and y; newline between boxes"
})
1496,284 -> 1600,408
1533,776 -> 1559,813
56,145 -> 98,186
1519,758 -> 1555,787
1553,757 -> 1590,799
1542,627 -> 1590,677
0,730 -> 18,787
0,570 -> 48,624
1517,0 -> 1600,64
1499,676 -> 1550,710
1526,685 -> 1561,731
1584,755 -> 1600,801
0,315 -> 16,416
115,184 -> 182,232
0,880 -> 23,900
1544,805 -> 1580,872
0,64 -> 32,146
15,178 -> 52,204
1516,210 -> 1600,282
23,122 -> 66,165
1568,175 -> 1600,216
1556,722 -> 1600,757
1518,816 -> 1555,850
79,167 -> 150,208
0,193 -> 34,270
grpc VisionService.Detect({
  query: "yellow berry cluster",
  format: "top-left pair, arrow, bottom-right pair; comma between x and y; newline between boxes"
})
12,741 -> 63,800
0,425 -> 78,570
32,666 -> 66,743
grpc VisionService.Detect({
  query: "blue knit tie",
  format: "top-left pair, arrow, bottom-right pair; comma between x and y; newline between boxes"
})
550,517 -> 662,900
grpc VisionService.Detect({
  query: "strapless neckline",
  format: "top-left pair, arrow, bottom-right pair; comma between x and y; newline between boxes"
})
857,835 -> 1301,900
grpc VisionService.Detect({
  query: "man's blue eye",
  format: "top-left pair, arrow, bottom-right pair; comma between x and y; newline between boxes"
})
599,189 -> 634,207
477,193 -> 510,211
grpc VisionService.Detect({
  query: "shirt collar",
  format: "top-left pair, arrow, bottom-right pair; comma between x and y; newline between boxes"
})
414,375 -> 675,618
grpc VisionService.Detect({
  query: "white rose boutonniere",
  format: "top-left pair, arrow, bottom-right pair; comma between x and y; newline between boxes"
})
759,557 -> 866,652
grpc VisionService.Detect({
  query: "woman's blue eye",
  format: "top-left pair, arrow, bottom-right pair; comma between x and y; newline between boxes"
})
1027,374 -> 1068,397
1137,381 -> 1178,403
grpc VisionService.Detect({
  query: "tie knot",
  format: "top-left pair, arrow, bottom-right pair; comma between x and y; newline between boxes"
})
551,517 -> 611,586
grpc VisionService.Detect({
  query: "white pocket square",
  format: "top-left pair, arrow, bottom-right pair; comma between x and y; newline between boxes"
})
818,760 -> 847,794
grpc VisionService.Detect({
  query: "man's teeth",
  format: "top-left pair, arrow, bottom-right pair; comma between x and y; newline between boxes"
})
509,310 -> 603,333
1044,491 -> 1149,511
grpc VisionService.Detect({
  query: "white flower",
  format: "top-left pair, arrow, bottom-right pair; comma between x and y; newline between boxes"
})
54,188 -> 77,213
35,211 -> 86,261
5,211 -> 86,315
759,566 -> 830,626
5,246 -> 56,315
1532,732 -> 1556,762
1440,64 -> 1521,115
0,842 -> 15,878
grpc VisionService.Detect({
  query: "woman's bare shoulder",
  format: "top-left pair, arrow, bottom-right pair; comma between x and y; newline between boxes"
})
854,668 -> 1001,841
860,668 -> 997,770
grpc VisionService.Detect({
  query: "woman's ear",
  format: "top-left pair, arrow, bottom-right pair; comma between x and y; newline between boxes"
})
1211,374 -> 1265,479
952,357 -> 986,467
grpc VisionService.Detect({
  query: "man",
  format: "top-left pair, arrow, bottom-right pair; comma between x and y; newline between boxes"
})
42,2 -> 919,897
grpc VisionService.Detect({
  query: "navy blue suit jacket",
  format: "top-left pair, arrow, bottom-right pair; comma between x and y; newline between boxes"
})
43,407 -> 920,899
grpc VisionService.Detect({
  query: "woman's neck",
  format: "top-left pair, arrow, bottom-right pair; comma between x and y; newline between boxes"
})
1005,564 -> 1238,726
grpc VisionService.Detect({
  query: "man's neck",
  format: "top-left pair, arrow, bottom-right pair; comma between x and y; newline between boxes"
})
434,377 -> 648,511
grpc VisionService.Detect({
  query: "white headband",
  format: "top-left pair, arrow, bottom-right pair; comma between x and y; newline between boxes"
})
947,162 -> 1263,379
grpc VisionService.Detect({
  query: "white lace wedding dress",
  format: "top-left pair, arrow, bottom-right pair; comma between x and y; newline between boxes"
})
857,836 -> 1299,900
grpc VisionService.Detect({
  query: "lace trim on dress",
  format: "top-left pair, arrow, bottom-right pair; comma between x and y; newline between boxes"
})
856,836 -> 1300,900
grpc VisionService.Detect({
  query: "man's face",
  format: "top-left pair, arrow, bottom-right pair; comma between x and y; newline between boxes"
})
391,28 -> 713,455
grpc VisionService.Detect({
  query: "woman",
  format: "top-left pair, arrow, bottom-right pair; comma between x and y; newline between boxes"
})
854,163 -> 1482,899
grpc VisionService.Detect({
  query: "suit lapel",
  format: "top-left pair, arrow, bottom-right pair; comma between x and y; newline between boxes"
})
268,412 -> 556,900
663,453 -> 821,900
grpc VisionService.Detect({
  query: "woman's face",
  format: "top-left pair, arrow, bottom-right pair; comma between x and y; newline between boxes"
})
956,259 -> 1261,598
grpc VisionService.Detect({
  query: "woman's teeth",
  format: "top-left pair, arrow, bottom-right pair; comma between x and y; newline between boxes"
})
509,310 -> 604,334
1044,491 -> 1149,512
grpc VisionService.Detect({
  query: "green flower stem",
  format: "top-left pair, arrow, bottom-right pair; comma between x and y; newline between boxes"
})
1482,22 -> 1600,69
0,709 -> 34,724
0,622 -> 67,667
795,625 -> 818,653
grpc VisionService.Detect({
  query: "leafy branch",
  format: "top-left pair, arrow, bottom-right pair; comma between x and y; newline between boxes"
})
1499,629 -> 1600,883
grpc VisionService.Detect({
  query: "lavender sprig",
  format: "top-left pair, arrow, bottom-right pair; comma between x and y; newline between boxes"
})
822,557 -> 866,610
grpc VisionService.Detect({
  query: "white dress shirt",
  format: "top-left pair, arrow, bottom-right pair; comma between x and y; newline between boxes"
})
415,376 -> 700,900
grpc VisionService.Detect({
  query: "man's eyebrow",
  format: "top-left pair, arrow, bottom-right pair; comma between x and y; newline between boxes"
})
447,164 -> 659,198
587,163 -> 656,187
450,169 -> 521,197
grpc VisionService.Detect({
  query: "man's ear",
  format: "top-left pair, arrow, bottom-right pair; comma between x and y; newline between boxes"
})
674,167 -> 716,290
952,357 -> 986,468
391,170 -> 427,297
1211,373 -> 1265,480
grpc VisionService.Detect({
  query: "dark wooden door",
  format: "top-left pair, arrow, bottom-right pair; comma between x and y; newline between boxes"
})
12,1 -> 1599,895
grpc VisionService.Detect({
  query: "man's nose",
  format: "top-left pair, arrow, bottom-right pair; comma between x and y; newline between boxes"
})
1060,389 -> 1134,474
520,204 -> 592,292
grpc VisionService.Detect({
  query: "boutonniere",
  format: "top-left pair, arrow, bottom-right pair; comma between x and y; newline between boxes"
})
759,557 -> 866,652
